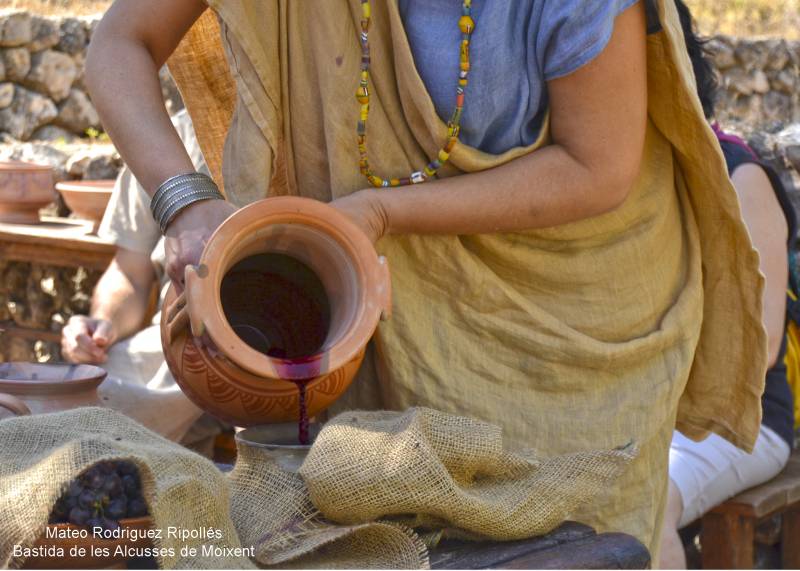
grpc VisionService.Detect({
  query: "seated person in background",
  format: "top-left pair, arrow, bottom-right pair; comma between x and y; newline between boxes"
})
61,109 -> 221,452
659,2 -> 796,567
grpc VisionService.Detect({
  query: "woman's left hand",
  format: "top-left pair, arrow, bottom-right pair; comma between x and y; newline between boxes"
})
330,189 -> 389,244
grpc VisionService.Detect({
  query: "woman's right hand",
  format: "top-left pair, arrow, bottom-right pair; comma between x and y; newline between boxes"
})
164,199 -> 238,291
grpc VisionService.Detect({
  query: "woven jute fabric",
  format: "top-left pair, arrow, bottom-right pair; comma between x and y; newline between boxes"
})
229,407 -> 636,569
1,407 -> 635,569
0,407 -> 250,570
167,0 -> 767,557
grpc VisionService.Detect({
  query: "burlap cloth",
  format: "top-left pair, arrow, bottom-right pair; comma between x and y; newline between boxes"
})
0,407 -> 636,569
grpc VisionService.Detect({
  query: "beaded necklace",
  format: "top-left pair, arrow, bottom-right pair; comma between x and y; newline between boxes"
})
356,0 -> 475,187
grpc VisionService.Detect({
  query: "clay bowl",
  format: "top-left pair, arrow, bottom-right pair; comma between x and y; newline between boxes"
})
56,180 -> 115,233
236,422 -> 323,473
24,516 -> 154,569
0,160 -> 56,224
161,196 -> 392,426
0,362 -> 106,420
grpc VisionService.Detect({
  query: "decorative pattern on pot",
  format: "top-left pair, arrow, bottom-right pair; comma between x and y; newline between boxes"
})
161,196 -> 391,426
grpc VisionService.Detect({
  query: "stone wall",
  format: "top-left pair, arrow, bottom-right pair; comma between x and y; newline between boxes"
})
0,9 -> 181,143
708,36 -> 800,127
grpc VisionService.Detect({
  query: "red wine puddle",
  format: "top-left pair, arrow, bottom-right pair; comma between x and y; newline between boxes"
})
221,253 -> 331,445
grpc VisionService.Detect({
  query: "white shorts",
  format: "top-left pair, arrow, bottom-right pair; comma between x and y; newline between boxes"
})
669,426 -> 791,527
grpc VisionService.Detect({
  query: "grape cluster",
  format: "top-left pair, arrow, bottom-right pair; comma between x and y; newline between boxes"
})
49,460 -> 149,530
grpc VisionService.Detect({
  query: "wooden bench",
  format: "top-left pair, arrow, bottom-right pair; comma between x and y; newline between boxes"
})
700,449 -> 800,569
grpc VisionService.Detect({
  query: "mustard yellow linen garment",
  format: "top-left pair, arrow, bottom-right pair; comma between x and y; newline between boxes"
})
167,0 -> 767,554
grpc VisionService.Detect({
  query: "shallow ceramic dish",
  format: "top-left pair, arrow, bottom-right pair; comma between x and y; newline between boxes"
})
24,516 -> 154,569
56,180 -> 115,233
0,363 -> 107,418
0,160 -> 56,224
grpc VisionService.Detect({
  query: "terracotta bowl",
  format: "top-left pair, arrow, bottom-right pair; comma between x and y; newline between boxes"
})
0,362 -> 106,420
56,180 -> 115,233
24,517 -> 154,569
161,196 -> 392,426
0,160 -> 56,224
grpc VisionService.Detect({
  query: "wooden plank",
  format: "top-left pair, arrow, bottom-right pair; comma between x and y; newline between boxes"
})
0,322 -> 61,343
0,218 -> 116,270
430,522 -> 595,570
782,503 -> 800,569
0,240 -> 114,270
700,511 -> 755,569
499,533 -> 650,570
712,451 -> 800,518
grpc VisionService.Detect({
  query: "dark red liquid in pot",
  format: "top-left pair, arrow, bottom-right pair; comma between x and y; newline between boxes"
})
221,253 -> 330,445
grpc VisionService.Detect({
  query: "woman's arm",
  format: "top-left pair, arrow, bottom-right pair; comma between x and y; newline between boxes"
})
86,0 -> 236,287
333,1 -> 647,240
730,163 -> 788,367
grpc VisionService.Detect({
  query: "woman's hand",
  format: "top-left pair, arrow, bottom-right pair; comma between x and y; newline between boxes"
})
330,190 -> 389,244
164,199 -> 238,290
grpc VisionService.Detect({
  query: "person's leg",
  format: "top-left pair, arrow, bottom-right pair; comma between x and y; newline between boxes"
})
659,426 -> 791,569
659,479 -> 687,569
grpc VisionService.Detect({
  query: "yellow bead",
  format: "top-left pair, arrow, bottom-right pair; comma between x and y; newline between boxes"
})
438,149 -> 450,163
362,2 -> 371,19
459,15 -> 474,34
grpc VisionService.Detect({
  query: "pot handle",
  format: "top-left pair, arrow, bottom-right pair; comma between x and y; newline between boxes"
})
378,255 -> 392,321
0,393 -> 31,416
164,265 -> 206,344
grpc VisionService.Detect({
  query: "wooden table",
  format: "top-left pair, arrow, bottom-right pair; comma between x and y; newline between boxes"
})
0,216 -> 116,271
430,522 -> 650,569
0,217 -> 116,346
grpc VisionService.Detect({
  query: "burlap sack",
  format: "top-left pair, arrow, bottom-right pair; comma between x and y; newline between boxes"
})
229,408 -> 636,568
0,407 -> 251,570
1,407 -> 636,569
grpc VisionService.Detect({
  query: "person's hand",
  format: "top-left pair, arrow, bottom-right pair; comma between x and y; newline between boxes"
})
61,315 -> 117,364
164,199 -> 238,291
330,190 -> 388,244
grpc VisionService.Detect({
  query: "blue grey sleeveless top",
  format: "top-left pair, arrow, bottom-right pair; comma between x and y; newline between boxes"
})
398,0 -> 639,154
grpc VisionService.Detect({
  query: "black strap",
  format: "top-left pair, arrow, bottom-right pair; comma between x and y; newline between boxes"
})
645,0 -> 662,35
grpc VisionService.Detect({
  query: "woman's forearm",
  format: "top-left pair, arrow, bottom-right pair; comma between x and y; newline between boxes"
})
85,0 -> 206,194
374,142 -> 636,236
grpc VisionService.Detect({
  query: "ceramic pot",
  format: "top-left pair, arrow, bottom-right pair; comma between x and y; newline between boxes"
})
0,363 -> 106,419
0,160 -> 55,224
235,422 -> 323,473
161,196 -> 391,426
56,180 -> 115,233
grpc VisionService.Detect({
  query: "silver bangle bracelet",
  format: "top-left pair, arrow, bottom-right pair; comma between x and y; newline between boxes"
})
152,181 -> 220,223
158,189 -> 224,233
150,172 -> 224,233
150,172 -> 211,217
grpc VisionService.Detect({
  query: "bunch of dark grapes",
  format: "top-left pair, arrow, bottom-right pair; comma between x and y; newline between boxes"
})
49,460 -> 149,531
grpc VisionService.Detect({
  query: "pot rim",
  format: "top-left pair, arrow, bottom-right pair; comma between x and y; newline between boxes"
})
56,180 -> 116,193
0,160 -> 54,172
0,363 -> 107,394
235,422 -> 323,450
193,196 -> 387,380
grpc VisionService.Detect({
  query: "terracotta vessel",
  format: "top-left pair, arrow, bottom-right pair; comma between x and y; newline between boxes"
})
0,160 -> 56,224
56,179 -> 115,233
236,422 -> 323,473
0,362 -> 106,419
25,517 -> 153,569
161,196 -> 391,426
